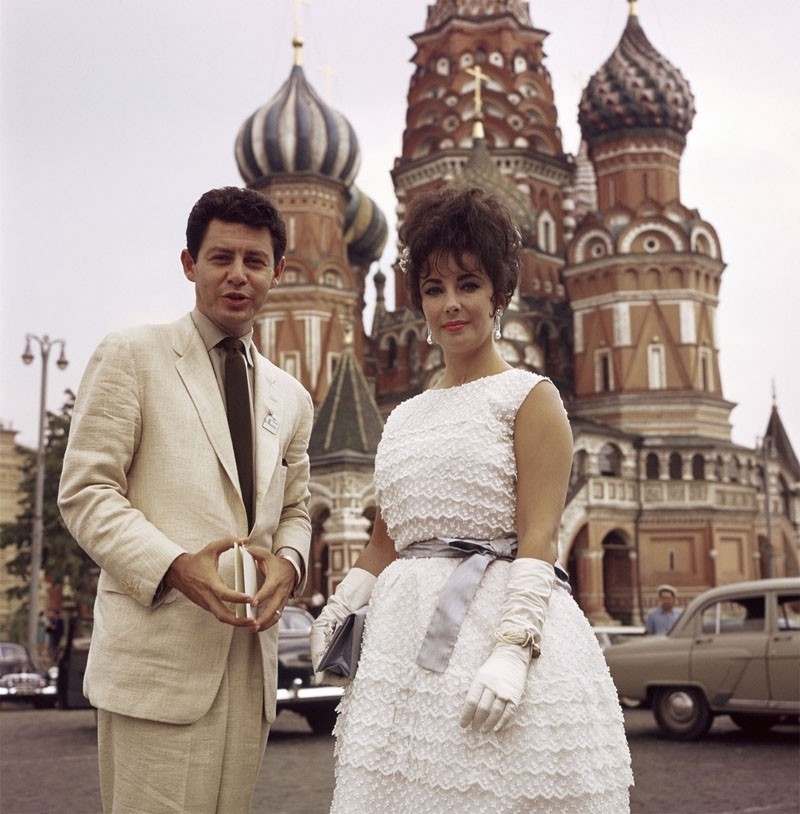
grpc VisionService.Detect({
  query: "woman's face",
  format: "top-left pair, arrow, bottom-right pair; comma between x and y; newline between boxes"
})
420,250 -> 496,350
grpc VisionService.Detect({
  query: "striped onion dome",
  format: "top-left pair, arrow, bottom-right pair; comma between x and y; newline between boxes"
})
578,10 -> 695,141
343,186 -> 388,264
235,64 -> 361,186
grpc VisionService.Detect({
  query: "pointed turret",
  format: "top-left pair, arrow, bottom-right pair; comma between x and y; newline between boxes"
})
309,331 -> 384,462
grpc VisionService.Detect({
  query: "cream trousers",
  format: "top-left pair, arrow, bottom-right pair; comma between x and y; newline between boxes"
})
97,627 -> 268,813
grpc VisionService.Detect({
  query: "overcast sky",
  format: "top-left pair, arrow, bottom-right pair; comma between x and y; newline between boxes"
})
2,0 -> 798,454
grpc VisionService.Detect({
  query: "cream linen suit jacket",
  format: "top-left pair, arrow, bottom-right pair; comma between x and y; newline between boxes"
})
58,314 -> 314,724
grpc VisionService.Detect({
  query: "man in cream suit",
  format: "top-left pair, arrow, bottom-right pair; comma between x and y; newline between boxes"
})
58,187 -> 314,813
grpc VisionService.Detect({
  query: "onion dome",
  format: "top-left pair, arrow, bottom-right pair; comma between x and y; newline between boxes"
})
455,127 -> 535,244
343,186 -> 388,265
578,9 -> 695,141
235,62 -> 360,187
425,0 -> 532,28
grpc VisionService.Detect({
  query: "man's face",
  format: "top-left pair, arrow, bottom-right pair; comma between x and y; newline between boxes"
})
659,591 -> 675,612
181,218 -> 284,337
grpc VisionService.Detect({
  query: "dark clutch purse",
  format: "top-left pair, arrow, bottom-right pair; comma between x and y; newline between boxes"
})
317,605 -> 368,679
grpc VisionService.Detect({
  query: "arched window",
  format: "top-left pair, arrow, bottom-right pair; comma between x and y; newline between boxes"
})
728,456 -> 741,483
699,348 -> 713,391
386,337 -> 398,370
669,452 -> 683,480
646,453 -> 660,480
595,349 -> 613,392
538,210 -> 557,254
323,269 -> 344,289
778,474 -> 791,517
570,450 -> 589,491
691,454 -> 705,480
598,444 -> 622,477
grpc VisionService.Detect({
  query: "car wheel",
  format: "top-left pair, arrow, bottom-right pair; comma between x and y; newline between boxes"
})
305,704 -> 338,735
652,687 -> 713,741
729,713 -> 777,735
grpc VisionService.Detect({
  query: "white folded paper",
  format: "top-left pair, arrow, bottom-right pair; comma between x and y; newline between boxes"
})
234,541 -> 257,619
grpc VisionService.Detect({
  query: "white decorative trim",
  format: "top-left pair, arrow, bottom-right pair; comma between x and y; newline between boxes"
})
647,344 -> 666,389
620,222 -> 685,253
690,225 -> 720,259
679,301 -> 696,344
612,303 -> 631,347
573,229 -> 613,264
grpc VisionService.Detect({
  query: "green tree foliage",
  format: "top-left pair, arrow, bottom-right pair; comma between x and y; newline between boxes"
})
0,390 -> 97,614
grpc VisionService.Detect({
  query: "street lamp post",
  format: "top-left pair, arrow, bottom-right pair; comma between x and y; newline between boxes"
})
761,435 -> 775,580
21,334 -> 68,664
756,434 -> 775,580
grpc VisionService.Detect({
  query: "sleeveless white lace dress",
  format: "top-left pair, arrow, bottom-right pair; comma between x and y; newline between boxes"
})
329,369 -> 633,813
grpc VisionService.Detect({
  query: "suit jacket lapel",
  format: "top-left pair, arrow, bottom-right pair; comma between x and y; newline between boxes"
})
253,353 -> 281,515
172,316 -> 241,495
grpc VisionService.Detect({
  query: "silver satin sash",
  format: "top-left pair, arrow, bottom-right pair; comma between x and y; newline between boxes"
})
399,537 -> 517,672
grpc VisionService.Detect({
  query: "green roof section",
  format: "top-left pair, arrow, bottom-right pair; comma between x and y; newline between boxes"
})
309,346 -> 384,460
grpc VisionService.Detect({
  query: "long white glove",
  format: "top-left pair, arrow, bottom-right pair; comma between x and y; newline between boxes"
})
460,558 -> 554,733
310,567 -> 376,687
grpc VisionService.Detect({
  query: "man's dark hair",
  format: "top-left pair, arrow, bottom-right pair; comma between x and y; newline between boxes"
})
185,187 -> 287,263
399,186 -> 521,311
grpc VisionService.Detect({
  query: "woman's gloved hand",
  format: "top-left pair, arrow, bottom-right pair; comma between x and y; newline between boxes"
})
310,567 -> 376,686
460,558 -> 554,732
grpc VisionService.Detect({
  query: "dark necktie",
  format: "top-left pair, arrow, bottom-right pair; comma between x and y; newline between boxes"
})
219,338 -> 254,530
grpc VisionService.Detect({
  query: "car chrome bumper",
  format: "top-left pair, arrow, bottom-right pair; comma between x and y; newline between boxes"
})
276,682 -> 344,706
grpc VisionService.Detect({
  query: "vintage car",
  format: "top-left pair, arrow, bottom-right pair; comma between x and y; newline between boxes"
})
592,625 -> 645,651
0,642 -> 57,708
57,605 -> 343,732
603,578 -> 800,739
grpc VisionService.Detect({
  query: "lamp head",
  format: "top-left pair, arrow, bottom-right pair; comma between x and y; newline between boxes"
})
21,338 -> 34,365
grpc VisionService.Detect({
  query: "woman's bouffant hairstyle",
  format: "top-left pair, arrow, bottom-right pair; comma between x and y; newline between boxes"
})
399,186 -> 521,311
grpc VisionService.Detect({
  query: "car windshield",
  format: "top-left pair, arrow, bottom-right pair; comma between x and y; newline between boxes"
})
279,609 -> 312,633
0,644 -> 31,675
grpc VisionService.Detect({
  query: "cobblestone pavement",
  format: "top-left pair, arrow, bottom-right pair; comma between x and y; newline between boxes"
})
1,705 -> 798,813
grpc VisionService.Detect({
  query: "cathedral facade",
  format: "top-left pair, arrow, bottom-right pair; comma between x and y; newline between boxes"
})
236,2 -> 799,623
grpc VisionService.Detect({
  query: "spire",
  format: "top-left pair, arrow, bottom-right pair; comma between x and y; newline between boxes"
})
765,397 -> 800,481
292,0 -> 308,66
308,344 -> 384,461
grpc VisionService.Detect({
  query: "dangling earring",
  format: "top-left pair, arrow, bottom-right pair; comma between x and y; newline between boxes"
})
426,324 -> 433,345
493,309 -> 503,341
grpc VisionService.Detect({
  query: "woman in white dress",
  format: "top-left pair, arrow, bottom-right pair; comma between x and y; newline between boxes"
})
311,187 -> 633,813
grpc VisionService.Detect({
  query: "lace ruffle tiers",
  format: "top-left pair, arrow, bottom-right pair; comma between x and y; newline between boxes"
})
374,370 -> 545,549
332,371 -> 633,813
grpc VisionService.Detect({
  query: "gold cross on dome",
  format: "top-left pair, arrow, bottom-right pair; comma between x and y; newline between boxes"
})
292,0 -> 309,66
466,64 -> 489,119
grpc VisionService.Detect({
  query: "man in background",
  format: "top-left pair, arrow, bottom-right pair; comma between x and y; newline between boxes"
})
645,584 -> 682,634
